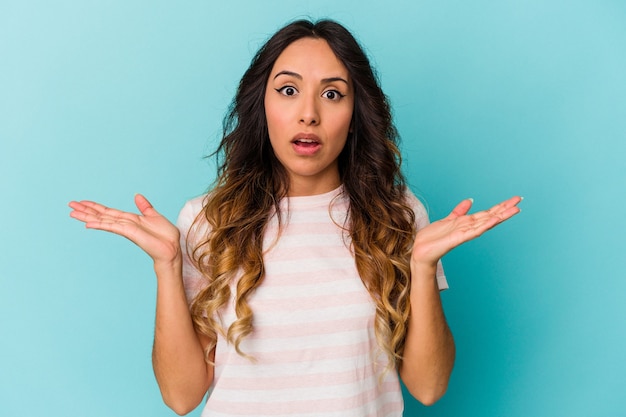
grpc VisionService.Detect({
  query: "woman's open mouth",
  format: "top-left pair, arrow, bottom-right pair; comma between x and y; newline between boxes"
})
292,134 -> 321,155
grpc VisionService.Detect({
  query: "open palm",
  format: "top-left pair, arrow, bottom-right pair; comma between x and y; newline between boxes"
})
412,196 -> 522,267
69,194 -> 181,265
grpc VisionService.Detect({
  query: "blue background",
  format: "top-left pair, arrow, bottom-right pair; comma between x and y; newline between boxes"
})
1,0 -> 625,416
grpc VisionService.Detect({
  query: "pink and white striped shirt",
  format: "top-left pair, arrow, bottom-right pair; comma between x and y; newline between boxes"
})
177,186 -> 447,417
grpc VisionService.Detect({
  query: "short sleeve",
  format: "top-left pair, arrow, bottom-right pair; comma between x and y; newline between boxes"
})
404,189 -> 449,291
176,195 -> 210,305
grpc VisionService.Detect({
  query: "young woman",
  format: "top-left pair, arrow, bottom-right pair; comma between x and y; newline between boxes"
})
69,19 -> 521,417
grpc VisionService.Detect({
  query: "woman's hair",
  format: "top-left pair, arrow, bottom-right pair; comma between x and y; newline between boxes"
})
189,19 -> 416,369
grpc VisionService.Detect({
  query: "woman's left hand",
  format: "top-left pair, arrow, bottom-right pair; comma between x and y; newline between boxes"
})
411,196 -> 522,268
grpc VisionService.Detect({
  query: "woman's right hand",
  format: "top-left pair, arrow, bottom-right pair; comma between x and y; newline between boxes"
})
69,194 -> 181,266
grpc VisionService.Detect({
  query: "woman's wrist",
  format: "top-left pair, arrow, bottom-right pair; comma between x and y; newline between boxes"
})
410,260 -> 438,284
153,256 -> 183,278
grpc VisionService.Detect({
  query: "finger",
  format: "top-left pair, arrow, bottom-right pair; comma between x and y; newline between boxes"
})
468,204 -> 521,235
68,201 -> 82,210
69,201 -> 101,223
494,196 -> 523,211
445,198 -> 473,220
74,200 -> 112,213
466,196 -> 522,221
496,205 -> 522,222
69,200 -> 94,213
490,196 -> 522,213
75,200 -> 132,220
69,208 -> 92,223
135,194 -> 158,216
484,196 -> 523,221
71,200 -> 138,223
69,201 -> 105,219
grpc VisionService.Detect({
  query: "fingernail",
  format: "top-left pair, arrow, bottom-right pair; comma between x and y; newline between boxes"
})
468,198 -> 474,203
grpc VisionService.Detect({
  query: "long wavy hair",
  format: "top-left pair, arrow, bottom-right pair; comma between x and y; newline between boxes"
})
189,19 -> 416,369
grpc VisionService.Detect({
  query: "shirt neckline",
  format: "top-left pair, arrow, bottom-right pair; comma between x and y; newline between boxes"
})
281,185 -> 345,209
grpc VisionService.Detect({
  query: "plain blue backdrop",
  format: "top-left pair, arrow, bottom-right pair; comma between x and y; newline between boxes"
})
1,0 -> 625,416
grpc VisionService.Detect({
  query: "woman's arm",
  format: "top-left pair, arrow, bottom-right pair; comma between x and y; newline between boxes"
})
399,196 -> 522,405
152,259 -> 213,415
399,263 -> 454,406
69,194 -> 213,415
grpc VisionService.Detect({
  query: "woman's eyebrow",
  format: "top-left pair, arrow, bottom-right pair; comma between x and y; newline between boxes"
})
273,71 -> 349,86
274,70 -> 302,80
321,76 -> 349,85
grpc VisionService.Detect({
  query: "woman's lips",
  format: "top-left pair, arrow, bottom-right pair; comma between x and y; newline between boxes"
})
292,134 -> 321,155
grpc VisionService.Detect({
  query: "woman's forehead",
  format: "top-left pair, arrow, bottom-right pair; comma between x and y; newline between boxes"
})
270,38 -> 350,81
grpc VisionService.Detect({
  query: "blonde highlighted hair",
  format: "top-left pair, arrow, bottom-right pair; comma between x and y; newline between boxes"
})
189,19 -> 416,369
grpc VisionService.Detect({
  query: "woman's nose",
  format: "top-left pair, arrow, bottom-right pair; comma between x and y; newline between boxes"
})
299,94 -> 320,126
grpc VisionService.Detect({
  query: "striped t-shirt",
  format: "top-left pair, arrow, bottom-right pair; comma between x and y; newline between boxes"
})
176,186 -> 447,417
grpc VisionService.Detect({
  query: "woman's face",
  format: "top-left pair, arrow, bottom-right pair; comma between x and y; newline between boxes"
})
264,37 -> 354,196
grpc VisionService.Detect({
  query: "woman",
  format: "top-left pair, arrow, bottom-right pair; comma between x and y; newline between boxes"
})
69,19 -> 521,416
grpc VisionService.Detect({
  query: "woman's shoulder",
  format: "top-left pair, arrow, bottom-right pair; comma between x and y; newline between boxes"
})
402,186 -> 435,231
403,187 -> 428,218
181,194 -> 208,216
176,193 -> 209,233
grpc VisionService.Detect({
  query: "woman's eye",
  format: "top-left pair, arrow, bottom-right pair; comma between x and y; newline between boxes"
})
277,86 -> 297,96
323,90 -> 344,100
